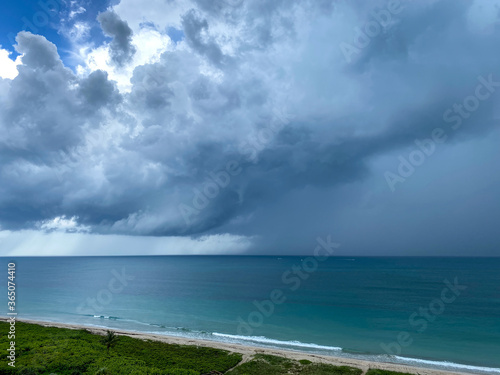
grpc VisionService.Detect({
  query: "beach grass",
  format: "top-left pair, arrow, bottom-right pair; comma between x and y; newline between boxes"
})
225,354 -> 363,375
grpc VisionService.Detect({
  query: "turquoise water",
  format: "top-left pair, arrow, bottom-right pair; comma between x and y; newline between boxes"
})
0,256 -> 499,374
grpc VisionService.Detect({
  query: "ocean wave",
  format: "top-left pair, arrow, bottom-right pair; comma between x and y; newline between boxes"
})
86,315 -> 186,332
92,315 -> 118,320
212,333 -> 342,351
395,355 -> 500,374
149,323 -> 192,332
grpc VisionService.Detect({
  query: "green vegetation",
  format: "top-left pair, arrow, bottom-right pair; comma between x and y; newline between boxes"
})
225,354 -> 362,375
0,322 -> 241,375
366,370 -> 413,375
100,331 -> 119,353
0,322 -> 415,375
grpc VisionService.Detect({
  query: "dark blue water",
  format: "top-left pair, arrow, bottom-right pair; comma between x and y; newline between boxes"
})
0,257 -> 499,374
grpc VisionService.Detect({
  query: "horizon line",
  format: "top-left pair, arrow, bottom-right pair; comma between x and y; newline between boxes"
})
1,255 -> 499,258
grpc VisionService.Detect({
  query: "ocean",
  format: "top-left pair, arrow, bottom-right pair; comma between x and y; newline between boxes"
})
1,256 -> 499,374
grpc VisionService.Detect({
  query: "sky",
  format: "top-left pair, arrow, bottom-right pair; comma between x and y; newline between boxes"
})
0,0 -> 499,256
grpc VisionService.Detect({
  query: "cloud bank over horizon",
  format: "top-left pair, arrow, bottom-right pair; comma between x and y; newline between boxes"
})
0,0 -> 499,256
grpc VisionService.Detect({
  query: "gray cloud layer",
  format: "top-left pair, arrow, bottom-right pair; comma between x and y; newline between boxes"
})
97,10 -> 137,67
1,0 -> 499,255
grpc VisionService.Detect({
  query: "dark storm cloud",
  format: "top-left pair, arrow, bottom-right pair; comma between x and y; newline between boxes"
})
1,0 -> 500,256
1,32 -> 80,158
0,32 -> 124,228
181,10 -> 227,67
78,70 -> 122,109
97,10 -> 136,67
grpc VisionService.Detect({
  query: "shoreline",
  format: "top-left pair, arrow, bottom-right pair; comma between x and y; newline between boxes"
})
2,318 -> 475,375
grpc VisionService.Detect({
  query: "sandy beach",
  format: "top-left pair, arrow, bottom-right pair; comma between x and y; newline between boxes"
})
6,318 -> 473,375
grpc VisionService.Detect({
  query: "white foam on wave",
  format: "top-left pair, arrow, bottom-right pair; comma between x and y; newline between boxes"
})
395,356 -> 500,374
212,333 -> 342,351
